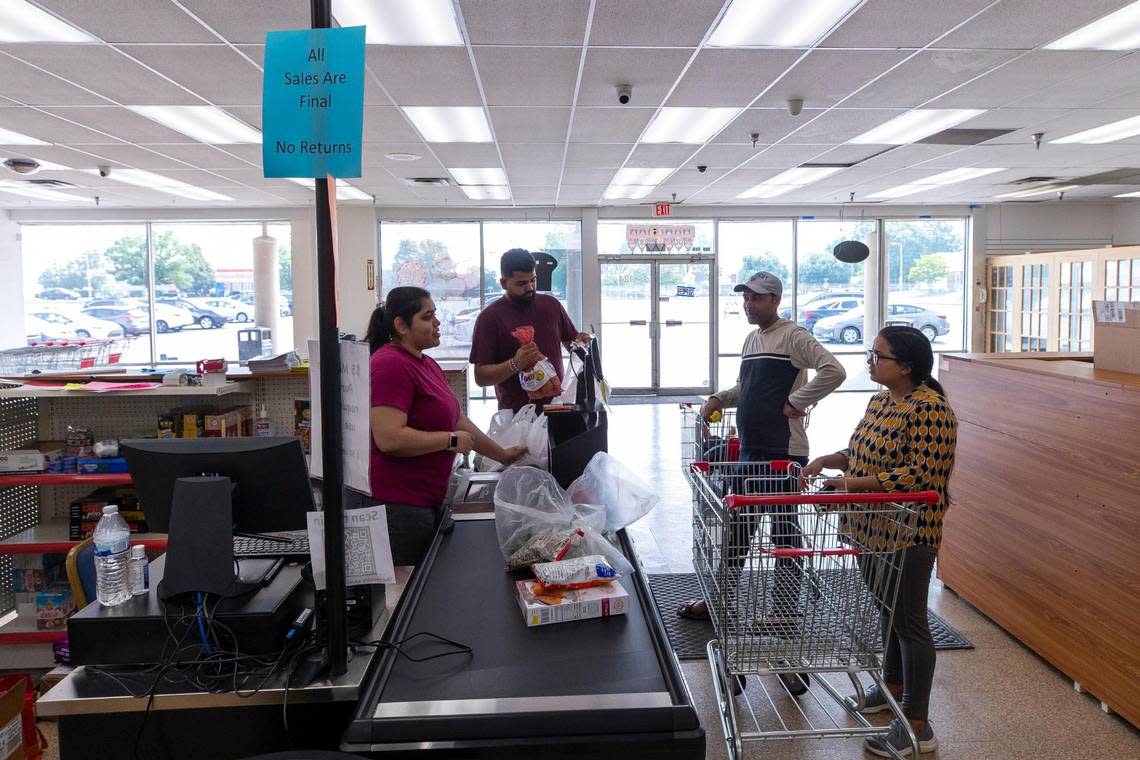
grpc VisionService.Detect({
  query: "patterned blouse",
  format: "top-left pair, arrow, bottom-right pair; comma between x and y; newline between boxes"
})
843,385 -> 957,550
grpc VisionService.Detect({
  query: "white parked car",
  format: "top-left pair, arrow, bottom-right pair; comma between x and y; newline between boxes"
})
26,315 -> 79,343
30,311 -> 124,340
141,303 -> 196,333
197,298 -> 251,323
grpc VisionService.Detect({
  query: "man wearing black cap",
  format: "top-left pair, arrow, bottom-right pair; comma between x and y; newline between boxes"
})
678,271 -> 845,692
469,248 -> 589,412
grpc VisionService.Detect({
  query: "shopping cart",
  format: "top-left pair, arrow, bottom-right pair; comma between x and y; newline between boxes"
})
0,337 -> 133,375
688,458 -> 940,760
680,403 -> 738,473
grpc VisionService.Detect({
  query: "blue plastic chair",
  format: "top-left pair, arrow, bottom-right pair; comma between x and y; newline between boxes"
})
66,538 -> 97,608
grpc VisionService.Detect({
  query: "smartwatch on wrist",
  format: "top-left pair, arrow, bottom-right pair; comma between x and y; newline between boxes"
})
447,433 -> 459,451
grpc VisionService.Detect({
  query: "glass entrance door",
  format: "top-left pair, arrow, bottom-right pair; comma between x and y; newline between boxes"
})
600,257 -> 713,394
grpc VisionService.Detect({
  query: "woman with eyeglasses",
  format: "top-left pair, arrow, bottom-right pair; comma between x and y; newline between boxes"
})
800,325 -> 957,757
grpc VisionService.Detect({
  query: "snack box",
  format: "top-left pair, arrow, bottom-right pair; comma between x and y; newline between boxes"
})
0,441 -> 65,473
35,589 -> 75,630
516,579 -> 629,627
76,457 -> 129,474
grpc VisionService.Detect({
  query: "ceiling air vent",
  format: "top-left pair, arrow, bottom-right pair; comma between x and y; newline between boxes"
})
22,179 -> 78,189
402,177 -> 450,187
1012,176 -> 1060,184
919,128 -> 1015,145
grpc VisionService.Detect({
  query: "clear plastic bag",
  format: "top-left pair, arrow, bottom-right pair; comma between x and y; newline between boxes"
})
566,452 -> 659,533
477,404 -> 548,471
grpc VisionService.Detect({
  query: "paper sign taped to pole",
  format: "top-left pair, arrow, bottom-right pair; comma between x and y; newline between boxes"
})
308,338 -> 371,494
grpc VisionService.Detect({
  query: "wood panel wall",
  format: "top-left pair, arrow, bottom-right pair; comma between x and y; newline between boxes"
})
939,355 -> 1140,728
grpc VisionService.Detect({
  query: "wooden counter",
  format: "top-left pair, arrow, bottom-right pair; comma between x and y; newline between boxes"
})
939,353 -> 1140,727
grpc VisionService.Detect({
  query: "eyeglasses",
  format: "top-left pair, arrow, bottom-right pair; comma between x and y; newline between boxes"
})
866,349 -> 901,365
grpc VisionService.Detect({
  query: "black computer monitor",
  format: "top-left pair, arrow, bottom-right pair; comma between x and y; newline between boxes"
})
121,437 -> 315,534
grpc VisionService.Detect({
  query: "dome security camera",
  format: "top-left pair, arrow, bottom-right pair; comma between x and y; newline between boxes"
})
616,84 -> 632,105
697,165 -> 708,174
97,165 -> 112,178
787,98 -> 804,117
3,158 -> 40,175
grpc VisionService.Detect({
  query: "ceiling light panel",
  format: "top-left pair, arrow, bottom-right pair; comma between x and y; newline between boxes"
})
94,168 -> 233,201
1045,1 -> 1140,50
402,107 -> 493,143
0,127 -> 48,146
869,167 -> 1006,199
332,0 -> 463,46
765,166 -> 843,184
1051,114 -> 1140,144
1115,190 -> 1140,198
995,184 -> 1079,199
449,167 -> 508,185
737,184 -> 800,199
849,109 -> 985,145
603,185 -> 654,200
641,108 -> 738,144
286,178 -> 372,200
127,106 -> 261,144
613,167 -> 675,185
461,185 -> 511,200
0,0 -> 95,42
868,184 -> 933,200
0,181 -> 82,201
708,0 -> 861,47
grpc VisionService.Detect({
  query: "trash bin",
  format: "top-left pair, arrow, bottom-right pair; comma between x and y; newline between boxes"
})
237,327 -> 272,363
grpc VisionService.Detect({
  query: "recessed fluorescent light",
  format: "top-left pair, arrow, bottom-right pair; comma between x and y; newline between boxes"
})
869,167 -> 1007,199
0,127 -> 48,146
286,178 -> 371,200
385,152 -> 421,161
995,184 -> 1079,199
867,184 -> 934,200
461,185 -> 511,201
127,106 -> 261,144
737,184 -> 800,200
332,0 -> 463,45
1051,114 -> 1140,144
0,0 -> 95,42
1046,1 -> 1140,50
402,107 -> 493,143
603,185 -> 654,200
90,168 -> 233,201
766,166 -> 843,184
709,0 -> 860,47
613,167 -> 674,185
449,167 -> 507,185
642,108 -> 738,144
849,109 -> 985,145
0,181 -> 81,202
1115,190 -> 1140,198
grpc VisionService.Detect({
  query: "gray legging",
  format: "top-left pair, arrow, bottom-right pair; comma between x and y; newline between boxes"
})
867,544 -> 938,721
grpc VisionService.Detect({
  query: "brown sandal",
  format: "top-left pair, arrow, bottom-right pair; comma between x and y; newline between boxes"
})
676,600 -> 710,620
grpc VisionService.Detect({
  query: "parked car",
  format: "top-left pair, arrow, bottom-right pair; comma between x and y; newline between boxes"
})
25,315 -> 79,343
29,311 -> 123,339
778,290 -> 863,321
35,287 -> 81,301
812,303 -> 951,344
158,298 -> 228,329
81,306 -> 150,336
795,296 -> 863,332
85,297 -> 141,310
143,303 -> 196,333
199,298 -> 251,323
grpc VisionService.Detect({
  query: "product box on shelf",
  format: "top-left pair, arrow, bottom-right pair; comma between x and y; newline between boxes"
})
76,457 -> 129,474
1093,300 -> 1140,375
294,400 -> 312,453
68,486 -> 146,540
35,588 -> 75,630
0,441 -> 65,474
203,406 -> 252,438
0,674 -> 26,760
515,579 -> 629,627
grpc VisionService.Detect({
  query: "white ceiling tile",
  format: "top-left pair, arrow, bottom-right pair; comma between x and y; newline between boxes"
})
179,0 -> 311,44
0,144 -> 103,168
511,186 -> 558,205
812,144 -> 892,164
856,143 -> 971,169
33,0 -> 218,43
7,46 -> 202,105
556,186 -> 607,205
474,47 -> 580,107
123,45 -> 261,106
562,168 -> 619,184
569,107 -> 653,142
626,143 -> 698,167
60,144 -> 193,170
589,0 -> 719,46
576,49 -> 691,108
135,143 -> 258,169
460,0 -> 589,45
936,0 -> 1138,50
754,51 -> 908,110
930,51 -> 1125,109
500,142 -> 565,168
0,107 -> 121,144
489,107 -> 571,142
784,109 -> 908,145
506,166 -> 562,185
711,108 -> 823,145
690,143 -> 770,168
821,0 -> 996,47
41,106 -> 193,143
0,53 -> 111,105
842,50 -> 1020,109
564,143 -> 631,168
667,50 -> 802,107
367,47 -> 482,107
430,143 -> 503,166
360,143 -> 437,167
733,144 -> 840,169
363,107 -> 423,143
1009,55 -> 1140,109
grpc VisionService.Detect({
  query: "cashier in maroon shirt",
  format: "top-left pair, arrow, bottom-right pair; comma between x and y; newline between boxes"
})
469,249 -> 589,412
365,287 -> 526,564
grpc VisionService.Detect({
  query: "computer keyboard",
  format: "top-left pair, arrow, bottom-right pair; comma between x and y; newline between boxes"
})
232,532 -> 310,558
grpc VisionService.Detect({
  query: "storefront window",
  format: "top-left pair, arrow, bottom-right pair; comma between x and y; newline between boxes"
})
717,221 -> 793,357
884,220 -> 967,352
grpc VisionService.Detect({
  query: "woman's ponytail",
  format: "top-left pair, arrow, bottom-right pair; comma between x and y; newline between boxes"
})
365,286 -> 431,354
365,304 -> 390,354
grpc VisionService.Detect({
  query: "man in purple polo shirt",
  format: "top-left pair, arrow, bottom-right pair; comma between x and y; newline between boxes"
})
469,249 -> 589,412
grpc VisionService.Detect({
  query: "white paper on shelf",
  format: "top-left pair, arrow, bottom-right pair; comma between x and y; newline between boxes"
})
1094,300 -> 1127,324
306,504 -> 394,589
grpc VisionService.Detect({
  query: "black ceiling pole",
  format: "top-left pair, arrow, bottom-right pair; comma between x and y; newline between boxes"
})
310,0 -> 347,677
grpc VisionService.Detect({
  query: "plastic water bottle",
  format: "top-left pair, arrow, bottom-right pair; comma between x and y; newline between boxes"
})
93,505 -> 131,606
129,545 -> 149,596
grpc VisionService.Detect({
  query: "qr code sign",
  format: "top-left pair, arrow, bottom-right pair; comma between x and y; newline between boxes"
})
345,526 -> 376,576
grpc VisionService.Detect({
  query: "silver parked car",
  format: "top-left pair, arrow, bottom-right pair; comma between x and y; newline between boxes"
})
812,304 -> 951,344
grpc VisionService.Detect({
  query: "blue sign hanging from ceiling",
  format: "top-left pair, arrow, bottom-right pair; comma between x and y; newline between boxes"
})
262,26 -> 365,179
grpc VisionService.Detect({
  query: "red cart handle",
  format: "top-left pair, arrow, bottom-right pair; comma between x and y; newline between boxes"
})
724,490 -> 941,509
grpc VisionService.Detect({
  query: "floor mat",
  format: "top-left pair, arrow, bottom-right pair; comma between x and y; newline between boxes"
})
648,572 -> 973,660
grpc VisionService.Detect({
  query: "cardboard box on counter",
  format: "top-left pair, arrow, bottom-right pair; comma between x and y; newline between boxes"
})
516,579 -> 629,627
1093,301 -> 1140,375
